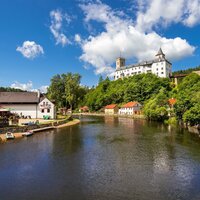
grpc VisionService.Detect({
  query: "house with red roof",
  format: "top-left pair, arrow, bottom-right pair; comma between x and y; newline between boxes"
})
168,98 -> 177,108
119,101 -> 142,115
104,104 -> 118,115
79,106 -> 89,113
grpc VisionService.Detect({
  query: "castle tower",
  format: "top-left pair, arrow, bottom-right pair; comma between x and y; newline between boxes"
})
155,48 -> 165,60
116,57 -> 125,70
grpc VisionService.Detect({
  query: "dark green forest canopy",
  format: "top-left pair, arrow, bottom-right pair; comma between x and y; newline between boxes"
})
173,66 -> 200,75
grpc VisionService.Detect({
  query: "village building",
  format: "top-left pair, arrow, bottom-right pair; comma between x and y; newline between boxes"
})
104,104 -> 118,115
119,102 -> 142,115
0,91 -> 56,119
79,106 -> 89,113
114,48 -> 172,80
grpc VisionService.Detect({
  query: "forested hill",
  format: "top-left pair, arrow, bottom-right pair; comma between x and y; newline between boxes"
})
0,87 -> 25,92
83,74 -> 171,111
173,66 -> 200,75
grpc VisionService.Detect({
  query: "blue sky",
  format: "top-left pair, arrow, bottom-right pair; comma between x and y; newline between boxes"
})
0,0 -> 200,92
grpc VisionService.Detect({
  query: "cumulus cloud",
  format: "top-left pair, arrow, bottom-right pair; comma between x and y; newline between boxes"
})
136,0 -> 200,31
50,9 -> 71,46
11,81 -> 48,93
16,41 -> 44,59
78,1 -> 195,75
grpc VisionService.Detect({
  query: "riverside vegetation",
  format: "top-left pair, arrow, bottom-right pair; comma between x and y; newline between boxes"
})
46,69 -> 200,127
1,68 -> 199,127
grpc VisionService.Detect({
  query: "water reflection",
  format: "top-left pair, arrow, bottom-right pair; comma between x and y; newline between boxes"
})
0,116 -> 200,200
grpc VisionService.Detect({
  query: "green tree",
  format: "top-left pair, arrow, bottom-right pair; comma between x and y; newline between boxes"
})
143,88 -> 169,121
47,74 -> 65,108
63,73 -> 81,112
183,104 -> 200,126
174,73 -> 200,124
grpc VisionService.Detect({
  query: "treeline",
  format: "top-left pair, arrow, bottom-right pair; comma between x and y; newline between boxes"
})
143,73 -> 200,125
0,87 -> 25,92
83,74 -> 171,111
47,72 -> 199,126
47,73 -> 89,110
173,66 -> 200,75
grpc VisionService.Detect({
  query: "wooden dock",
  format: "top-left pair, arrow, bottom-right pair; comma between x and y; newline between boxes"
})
32,126 -> 55,132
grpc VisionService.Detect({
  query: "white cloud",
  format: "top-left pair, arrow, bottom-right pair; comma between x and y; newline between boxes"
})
39,85 -> 48,93
135,0 -> 200,32
16,41 -> 44,59
74,34 -> 82,43
78,1 -> 195,75
11,81 -> 33,91
50,9 -> 71,46
11,81 -> 48,93
183,0 -> 200,27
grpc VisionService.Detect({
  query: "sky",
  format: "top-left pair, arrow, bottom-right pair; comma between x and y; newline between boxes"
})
0,0 -> 200,92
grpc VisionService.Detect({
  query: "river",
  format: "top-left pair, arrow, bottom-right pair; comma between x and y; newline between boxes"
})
0,116 -> 200,200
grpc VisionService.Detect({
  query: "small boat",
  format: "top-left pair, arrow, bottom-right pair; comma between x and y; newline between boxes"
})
22,130 -> 34,137
6,132 -> 15,140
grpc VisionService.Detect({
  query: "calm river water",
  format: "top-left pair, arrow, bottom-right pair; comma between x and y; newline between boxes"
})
0,116 -> 200,200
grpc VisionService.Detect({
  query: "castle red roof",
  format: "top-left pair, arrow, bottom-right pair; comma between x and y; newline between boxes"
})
105,104 -> 117,109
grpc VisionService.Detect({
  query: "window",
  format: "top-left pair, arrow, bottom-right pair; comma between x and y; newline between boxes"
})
47,109 -> 50,113
156,68 -> 158,71
43,102 -> 45,106
161,67 -> 163,70
161,72 -> 164,74
41,109 -> 44,113
46,102 -> 48,106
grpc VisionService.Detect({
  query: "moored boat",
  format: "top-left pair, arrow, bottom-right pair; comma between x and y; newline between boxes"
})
5,132 -> 15,140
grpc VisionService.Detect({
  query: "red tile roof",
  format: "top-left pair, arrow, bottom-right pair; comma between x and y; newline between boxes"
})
105,104 -> 117,109
168,98 -> 176,105
122,101 -> 139,108
80,106 -> 89,111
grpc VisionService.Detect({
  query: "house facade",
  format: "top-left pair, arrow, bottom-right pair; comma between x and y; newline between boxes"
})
114,48 -> 172,80
119,102 -> 142,115
0,91 -> 56,119
105,104 -> 118,115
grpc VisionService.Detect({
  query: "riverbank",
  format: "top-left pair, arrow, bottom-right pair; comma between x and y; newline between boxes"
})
73,112 -> 145,119
0,119 -> 80,143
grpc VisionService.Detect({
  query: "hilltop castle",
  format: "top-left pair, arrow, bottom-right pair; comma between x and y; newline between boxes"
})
114,48 -> 172,80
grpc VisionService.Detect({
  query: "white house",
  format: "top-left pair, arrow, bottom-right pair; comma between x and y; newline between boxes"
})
0,91 -> 56,119
119,102 -> 142,115
114,48 -> 172,80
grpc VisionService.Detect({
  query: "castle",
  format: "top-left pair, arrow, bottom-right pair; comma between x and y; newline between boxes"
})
114,48 -> 172,80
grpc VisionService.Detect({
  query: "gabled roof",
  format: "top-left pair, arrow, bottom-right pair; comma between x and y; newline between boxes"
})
122,101 -> 140,108
105,104 -> 117,109
155,48 -> 165,56
80,106 -> 89,110
0,92 -> 39,103
168,98 -> 176,105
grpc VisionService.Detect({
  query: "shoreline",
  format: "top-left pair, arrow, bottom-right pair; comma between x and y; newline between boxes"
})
73,112 -> 145,119
0,119 -> 80,143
